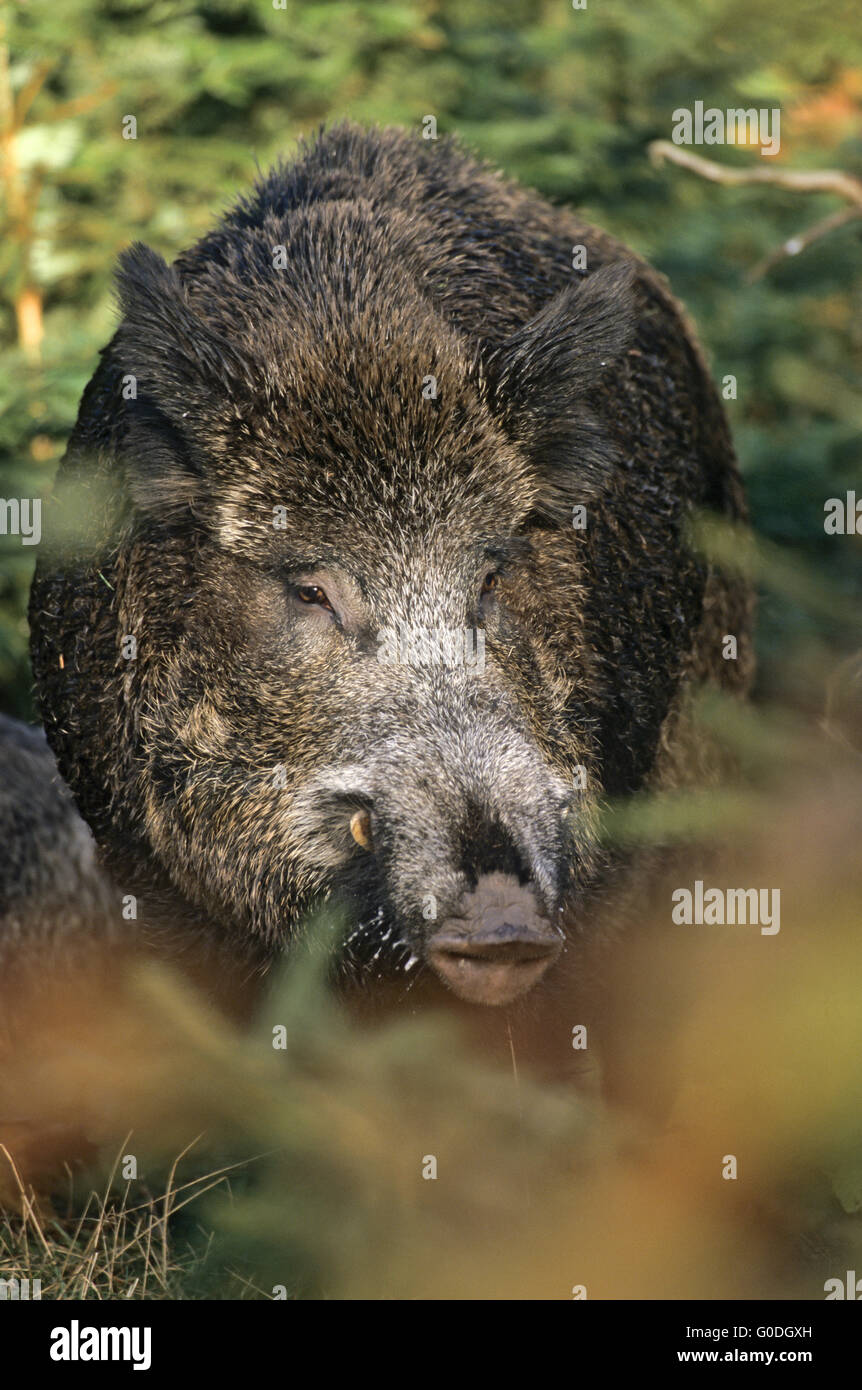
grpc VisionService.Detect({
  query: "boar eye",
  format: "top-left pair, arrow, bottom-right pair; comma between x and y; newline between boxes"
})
481,571 -> 500,595
297,584 -> 333,611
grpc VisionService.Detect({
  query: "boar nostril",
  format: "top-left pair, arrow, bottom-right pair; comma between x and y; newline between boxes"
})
349,809 -> 374,851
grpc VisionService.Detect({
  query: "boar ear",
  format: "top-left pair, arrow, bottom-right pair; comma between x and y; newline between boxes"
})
114,243 -> 255,520
483,262 -> 637,524
115,242 -> 256,410
120,397 -> 205,523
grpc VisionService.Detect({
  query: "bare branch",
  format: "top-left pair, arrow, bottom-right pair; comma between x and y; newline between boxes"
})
648,140 -> 862,278
648,140 -> 862,208
12,59 -> 55,132
746,205 -> 862,281
40,80 -> 117,126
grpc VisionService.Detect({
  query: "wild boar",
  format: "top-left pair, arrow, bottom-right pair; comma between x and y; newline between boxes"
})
23,123 -> 752,1058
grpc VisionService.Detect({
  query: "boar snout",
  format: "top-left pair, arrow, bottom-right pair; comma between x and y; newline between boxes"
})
427,871 -> 562,1007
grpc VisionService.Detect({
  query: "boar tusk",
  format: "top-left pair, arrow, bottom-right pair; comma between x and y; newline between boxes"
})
350,810 -> 373,851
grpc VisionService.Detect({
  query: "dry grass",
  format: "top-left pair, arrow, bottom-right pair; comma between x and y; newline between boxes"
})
0,1144 -> 248,1299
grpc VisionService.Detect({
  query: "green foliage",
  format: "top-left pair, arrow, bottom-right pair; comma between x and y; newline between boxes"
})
1,0 -> 861,717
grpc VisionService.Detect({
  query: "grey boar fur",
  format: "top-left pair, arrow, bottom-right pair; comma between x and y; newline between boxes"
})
16,123 -> 751,1054
0,714 -> 114,950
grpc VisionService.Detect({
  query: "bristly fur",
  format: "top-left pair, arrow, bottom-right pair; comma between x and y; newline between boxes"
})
18,122 -> 753,1050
